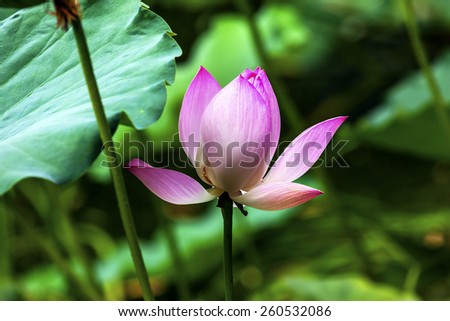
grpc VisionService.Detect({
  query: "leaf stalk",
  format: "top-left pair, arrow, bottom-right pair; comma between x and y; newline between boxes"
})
71,17 -> 154,301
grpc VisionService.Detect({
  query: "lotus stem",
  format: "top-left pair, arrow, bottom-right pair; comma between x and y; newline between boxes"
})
219,192 -> 234,301
71,17 -> 154,300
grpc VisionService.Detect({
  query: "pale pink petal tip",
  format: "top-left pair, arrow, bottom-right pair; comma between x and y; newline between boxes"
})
232,181 -> 323,211
126,159 -> 219,205
264,116 -> 348,183
178,66 -> 221,164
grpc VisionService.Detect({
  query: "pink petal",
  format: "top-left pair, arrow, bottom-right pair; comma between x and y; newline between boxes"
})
199,75 -> 272,192
241,67 -> 280,162
179,67 -> 221,164
264,116 -> 347,183
232,181 -> 323,211
127,159 -> 221,205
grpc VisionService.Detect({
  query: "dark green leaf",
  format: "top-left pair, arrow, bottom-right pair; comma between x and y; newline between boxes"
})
356,51 -> 450,160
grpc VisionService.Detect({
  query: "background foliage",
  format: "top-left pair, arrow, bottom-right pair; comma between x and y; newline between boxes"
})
0,0 -> 449,300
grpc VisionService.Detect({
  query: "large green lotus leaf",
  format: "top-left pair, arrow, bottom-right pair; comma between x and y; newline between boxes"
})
0,0 -> 181,195
356,51 -> 450,161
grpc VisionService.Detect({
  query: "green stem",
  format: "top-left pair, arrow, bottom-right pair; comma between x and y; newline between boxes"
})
219,193 -> 234,301
159,212 -> 191,300
71,19 -> 154,301
14,211 -> 100,300
402,0 -> 450,141
235,0 -> 306,132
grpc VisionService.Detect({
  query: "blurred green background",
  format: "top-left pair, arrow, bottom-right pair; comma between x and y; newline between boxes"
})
1,0 -> 449,300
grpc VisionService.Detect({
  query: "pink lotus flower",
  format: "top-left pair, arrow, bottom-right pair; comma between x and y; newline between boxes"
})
127,67 -> 346,211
